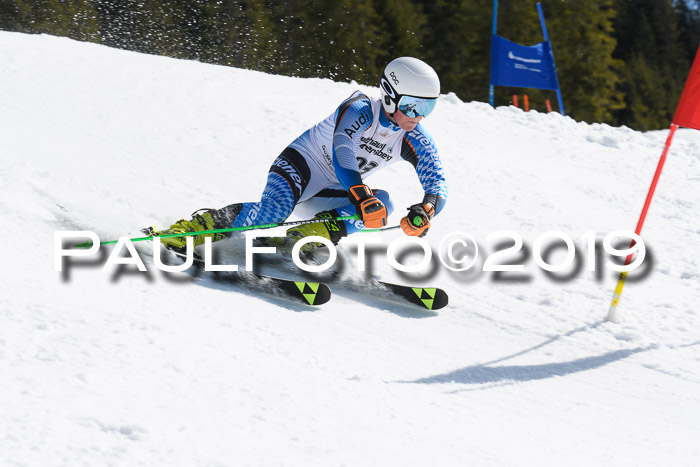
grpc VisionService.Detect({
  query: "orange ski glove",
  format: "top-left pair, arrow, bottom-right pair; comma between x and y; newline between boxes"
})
348,184 -> 387,229
400,202 -> 435,237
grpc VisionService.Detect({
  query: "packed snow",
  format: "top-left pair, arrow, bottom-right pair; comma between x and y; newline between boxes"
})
1,32 -> 699,466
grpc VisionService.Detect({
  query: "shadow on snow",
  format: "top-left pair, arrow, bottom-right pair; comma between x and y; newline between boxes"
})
403,323 -> 652,386
406,347 -> 648,385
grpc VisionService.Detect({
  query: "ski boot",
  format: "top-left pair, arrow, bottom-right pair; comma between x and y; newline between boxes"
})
261,210 -> 347,257
142,203 -> 243,253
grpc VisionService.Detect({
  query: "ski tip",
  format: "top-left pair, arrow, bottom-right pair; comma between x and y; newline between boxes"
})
375,281 -> 449,311
430,288 -> 449,310
294,281 -> 332,306
411,287 -> 449,310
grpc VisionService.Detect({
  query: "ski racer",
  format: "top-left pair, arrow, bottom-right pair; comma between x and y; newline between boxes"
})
147,56 -> 448,254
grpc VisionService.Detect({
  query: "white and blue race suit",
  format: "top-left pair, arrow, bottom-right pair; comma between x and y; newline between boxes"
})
231,91 -> 448,235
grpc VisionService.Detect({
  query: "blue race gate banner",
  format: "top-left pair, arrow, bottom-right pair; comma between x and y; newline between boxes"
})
490,34 -> 558,91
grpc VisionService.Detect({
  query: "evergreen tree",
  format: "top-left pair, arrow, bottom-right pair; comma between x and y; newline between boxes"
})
1,0 -> 697,129
266,0 -> 326,77
234,0 -> 281,73
620,55 -> 671,129
541,0 -> 625,123
676,0 -> 700,62
93,1 -> 185,55
10,0 -> 100,42
0,1 -> 20,31
373,0 -> 426,60
422,0 -> 492,103
612,0 -> 690,129
318,0 -> 387,83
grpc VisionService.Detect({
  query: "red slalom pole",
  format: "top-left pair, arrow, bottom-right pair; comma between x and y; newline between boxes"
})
633,124 -> 678,236
607,124 -> 678,321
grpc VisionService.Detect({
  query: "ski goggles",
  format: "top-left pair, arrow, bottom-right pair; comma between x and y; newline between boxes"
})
397,95 -> 437,118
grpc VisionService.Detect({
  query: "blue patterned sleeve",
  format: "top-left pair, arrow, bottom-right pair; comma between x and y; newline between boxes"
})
400,125 -> 448,215
332,94 -> 374,190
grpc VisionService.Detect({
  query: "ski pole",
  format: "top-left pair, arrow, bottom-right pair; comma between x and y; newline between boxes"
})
360,225 -> 402,233
72,215 -> 360,249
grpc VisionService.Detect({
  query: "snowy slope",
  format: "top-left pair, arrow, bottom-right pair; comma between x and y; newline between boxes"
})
1,32 -> 699,466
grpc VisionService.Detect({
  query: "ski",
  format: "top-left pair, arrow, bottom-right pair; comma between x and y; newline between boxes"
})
377,281 -> 448,310
166,248 -> 332,306
339,279 -> 449,311
153,239 -> 443,309
299,246 -> 448,310
215,271 -> 332,306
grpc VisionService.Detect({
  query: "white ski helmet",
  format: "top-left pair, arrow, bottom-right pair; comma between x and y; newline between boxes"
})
380,57 -> 440,117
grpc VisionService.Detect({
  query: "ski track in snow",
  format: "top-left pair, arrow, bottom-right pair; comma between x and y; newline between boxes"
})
1,32 -> 699,466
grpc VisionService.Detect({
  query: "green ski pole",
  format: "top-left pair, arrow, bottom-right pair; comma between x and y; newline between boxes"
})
72,215 -> 360,249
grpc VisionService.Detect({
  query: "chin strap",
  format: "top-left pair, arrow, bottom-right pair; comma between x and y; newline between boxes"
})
382,107 -> 398,125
